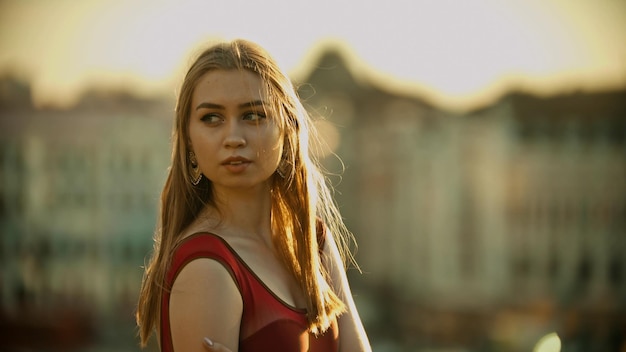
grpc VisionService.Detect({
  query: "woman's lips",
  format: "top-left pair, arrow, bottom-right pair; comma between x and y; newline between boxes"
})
221,156 -> 251,173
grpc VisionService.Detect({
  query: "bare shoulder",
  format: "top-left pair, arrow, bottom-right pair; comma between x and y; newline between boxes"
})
169,258 -> 242,352
179,218 -> 219,240
320,229 -> 344,273
320,230 -> 373,352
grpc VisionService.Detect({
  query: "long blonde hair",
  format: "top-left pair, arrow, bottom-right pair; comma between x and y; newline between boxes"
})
136,39 -> 356,347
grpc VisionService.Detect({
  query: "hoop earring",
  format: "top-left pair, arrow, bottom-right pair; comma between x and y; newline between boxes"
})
188,151 -> 202,185
276,166 -> 286,178
276,159 -> 291,179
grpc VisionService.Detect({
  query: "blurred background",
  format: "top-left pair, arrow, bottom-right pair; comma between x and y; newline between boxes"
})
1,0 -> 625,351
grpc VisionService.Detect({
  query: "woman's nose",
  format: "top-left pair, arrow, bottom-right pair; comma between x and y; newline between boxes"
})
223,120 -> 246,148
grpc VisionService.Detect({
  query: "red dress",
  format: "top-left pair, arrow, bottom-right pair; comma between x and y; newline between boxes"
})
160,233 -> 339,351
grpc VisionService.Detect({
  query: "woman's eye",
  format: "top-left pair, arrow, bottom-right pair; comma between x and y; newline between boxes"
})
243,112 -> 266,122
200,114 -> 222,124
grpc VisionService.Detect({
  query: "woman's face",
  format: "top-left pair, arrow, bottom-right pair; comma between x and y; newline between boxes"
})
188,69 -> 283,193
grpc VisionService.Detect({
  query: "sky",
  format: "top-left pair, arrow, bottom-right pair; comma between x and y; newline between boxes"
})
0,0 -> 625,110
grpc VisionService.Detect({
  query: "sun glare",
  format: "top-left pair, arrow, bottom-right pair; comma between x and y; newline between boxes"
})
533,332 -> 561,352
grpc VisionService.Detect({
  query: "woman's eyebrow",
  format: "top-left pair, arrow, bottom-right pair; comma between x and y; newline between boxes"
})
239,100 -> 266,109
195,102 -> 224,111
195,100 -> 266,111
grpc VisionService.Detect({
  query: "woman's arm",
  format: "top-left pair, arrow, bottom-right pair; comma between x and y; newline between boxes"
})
169,258 -> 242,352
322,234 -> 372,352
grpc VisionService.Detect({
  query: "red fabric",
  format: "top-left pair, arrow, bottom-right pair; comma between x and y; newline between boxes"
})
160,233 -> 339,352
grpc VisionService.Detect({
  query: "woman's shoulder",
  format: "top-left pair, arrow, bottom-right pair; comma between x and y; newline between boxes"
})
167,256 -> 243,352
172,233 -> 233,266
174,214 -> 231,255
166,229 -> 241,287
178,213 -> 220,240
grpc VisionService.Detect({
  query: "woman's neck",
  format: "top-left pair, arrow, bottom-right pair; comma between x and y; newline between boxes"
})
208,184 -> 273,242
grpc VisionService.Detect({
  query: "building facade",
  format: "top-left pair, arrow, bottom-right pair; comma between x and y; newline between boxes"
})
299,49 -> 625,350
0,80 -> 172,349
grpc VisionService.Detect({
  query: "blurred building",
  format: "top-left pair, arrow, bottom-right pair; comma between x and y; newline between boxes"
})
299,49 -> 626,351
0,78 -> 171,350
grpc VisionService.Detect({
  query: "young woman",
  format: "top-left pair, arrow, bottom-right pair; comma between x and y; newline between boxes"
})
136,39 -> 371,352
